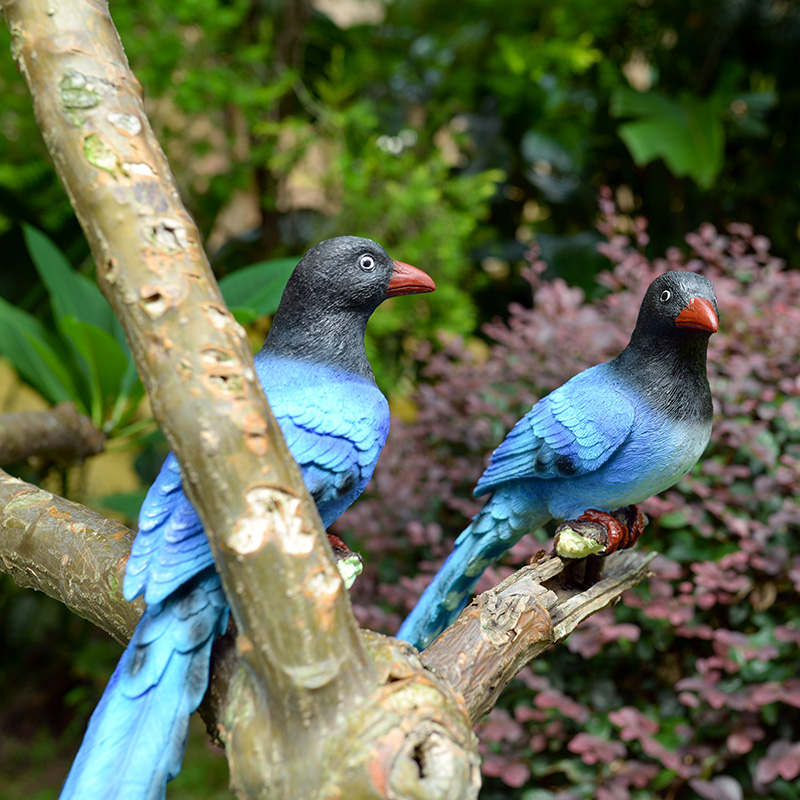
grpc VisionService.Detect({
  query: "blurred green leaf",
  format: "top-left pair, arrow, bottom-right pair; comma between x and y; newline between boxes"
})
14,226 -> 145,432
98,488 -> 149,524
218,258 -> 297,323
23,224 -> 115,334
0,296 -> 82,407
612,89 -> 725,189
60,316 -> 129,427
657,511 -> 687,529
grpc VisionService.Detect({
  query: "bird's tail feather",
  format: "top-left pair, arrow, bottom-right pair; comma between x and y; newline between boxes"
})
397,486 -> 549,650
59,568 -> 228,800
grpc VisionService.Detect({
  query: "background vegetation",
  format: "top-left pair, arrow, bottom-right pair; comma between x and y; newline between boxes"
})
1,0 -> 798,797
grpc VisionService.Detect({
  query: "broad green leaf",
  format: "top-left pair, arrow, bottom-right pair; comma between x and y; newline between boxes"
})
611,88 -> 677,119
60,316 -> 129,427
108,321 -> 141,424
0,296 -> 83,407
658,511 -> 687,529
218,258 -> 297,323
23,224 -> 116,334
611,89 -> 725,189
117,346 -> 141,399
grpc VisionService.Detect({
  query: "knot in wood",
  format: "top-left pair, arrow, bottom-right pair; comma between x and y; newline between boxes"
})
478,583 -> 555,646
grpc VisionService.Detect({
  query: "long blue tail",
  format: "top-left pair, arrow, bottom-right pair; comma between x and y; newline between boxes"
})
59,567 -> 228,800
397,487 -> 549,650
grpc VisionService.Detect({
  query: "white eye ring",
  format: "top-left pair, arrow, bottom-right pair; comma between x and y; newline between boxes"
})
660,289 -> 671,302
359,254 -> 375,271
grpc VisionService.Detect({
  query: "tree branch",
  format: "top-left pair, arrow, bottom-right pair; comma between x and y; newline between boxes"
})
421,550 -> 657,723
0,403 -> 105,465
0,467 -> 140,644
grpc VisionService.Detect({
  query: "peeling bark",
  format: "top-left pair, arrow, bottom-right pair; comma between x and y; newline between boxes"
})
0,403 -> 105,466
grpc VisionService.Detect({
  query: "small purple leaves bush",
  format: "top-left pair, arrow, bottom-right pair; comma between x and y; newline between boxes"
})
339,189 -> 800,799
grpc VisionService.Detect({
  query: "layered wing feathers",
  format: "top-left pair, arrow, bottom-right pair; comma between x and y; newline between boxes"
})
475,365 -> 635,496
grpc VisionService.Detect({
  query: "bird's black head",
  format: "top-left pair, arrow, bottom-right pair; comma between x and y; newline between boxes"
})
263,236 -> 435,379
635,271 -> 719,339
617,270 -> 718,421
279,235 -> 435,317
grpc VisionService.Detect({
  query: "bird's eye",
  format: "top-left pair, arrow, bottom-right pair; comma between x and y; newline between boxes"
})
359,254 -> 375,271
659,290 -> 671,303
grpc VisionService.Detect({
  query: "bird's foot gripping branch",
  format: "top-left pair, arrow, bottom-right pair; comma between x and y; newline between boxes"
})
553,505 -> 647,559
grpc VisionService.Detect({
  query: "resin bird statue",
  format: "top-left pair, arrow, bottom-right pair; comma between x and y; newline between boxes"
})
60,236 -> 435,800
397,270 -> 717,650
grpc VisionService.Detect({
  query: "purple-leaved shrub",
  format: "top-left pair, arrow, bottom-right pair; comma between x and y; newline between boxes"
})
337,188 -> 800,799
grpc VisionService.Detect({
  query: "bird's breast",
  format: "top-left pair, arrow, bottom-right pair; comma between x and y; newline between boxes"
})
548,407 -> 711,519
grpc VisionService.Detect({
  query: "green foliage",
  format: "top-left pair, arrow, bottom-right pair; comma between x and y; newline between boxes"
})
2,0 -> 795,372
2,0 -> 797,272
0,227 -> 298,435
327,136 -> 502,386
0,296 -> 80,405
217,258 -> 297,324
0,226 -> 143,433
612,89 -> 726,189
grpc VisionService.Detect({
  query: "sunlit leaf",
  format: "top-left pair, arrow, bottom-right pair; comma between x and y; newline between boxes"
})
23,224 -> 115,334
611,89 -> 725,189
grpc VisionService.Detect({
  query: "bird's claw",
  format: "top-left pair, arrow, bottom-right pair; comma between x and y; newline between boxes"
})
553,518 -> 610,559
610,505 -> 647,551
327,534 -> 363,589
554,505 -> 646,559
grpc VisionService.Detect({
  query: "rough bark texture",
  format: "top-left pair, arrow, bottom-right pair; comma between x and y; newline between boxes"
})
0,403 -> 105,466
0,467 -> 141,644
422,550 -> 657,724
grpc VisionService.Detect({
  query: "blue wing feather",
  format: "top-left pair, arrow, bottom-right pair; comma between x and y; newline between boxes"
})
60,569 -> 228,800
475,365 -> 635,496
122,357 -> 389,608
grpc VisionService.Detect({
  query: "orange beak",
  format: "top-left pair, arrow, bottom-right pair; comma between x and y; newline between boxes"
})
675,296 -> 719,333
386,260 -> 436,297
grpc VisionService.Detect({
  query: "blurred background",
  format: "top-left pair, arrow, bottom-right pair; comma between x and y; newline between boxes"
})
1,1 -> 798,798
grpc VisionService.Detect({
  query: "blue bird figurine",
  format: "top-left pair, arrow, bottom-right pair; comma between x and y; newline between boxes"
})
397,270 -> 718,650
60,236 -> 435,800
